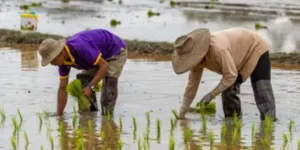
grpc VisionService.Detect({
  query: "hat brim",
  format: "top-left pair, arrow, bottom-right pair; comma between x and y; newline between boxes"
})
40,39 -> 65,67
171,29 -> 210,74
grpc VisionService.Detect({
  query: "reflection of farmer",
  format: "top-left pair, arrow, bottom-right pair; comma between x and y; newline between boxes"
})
37,29 -> 127,116
172,28 -> 276,121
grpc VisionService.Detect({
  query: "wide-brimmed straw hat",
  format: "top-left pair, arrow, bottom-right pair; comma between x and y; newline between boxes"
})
171,28 -> 211,74
38,38 -> 66,67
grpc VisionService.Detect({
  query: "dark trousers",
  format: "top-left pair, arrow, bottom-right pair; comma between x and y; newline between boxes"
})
222,51 -> 276,120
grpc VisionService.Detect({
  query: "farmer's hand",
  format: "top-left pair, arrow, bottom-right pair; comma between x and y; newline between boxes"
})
83,86 -> 93,97
196,93 -> 214,107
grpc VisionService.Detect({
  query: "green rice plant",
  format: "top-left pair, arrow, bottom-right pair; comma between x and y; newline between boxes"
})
0,108 -> 6,126
58,122 -> 64,136
298,139 -> 300,150
263,115 -> 273,135
10,135 -> 17,150
40,145 -> 44,150
145,112 -> 150,129
183,127 -> 193,144
72,112 -> 77,129
119,116 -> 123,133
193,102 -> 217,114
76,128 -> 84,150
11,116 -> 20,133
200,112 -> 207,134
45,119 -> 51,136
100,131 -> 106,147
282,133 -> 289,149
156,119 -> 161,143
143,137 -> 147,150
118,139 -> 123,150
171,109 -> 179,119
88,120 -> 93,133
198,137 -> 202,150
260,135 -> 272,148
233,112 -> 242,132
49,134 -> 54,150
289,120 -> 295,140
38,112 -> 43,133
220,123 -> 227,145
147,10 -> 160,17
138,137 -> 141,150
231,128 -> 239,146
24,131 -> 29,145
209,130 -> 214,150
132,117 -> 137,132
66,79 -> 91,111
43,109 -> 50,119
169,135 -> 175,150
17,109 -> 23,124
251,122 -> 256,144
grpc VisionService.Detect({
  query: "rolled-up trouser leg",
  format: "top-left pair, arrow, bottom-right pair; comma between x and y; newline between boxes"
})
76,72 -> 98,112
250,51 -> 276,121
100,76 -> 118,116
222,82 -> 242,118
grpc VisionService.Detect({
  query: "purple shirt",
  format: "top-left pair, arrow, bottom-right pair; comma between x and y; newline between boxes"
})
58,29 -> 126,78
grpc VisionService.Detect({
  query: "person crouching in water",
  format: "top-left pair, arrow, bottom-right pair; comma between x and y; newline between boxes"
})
171,28 -> 277,121
38,29 -> 127,116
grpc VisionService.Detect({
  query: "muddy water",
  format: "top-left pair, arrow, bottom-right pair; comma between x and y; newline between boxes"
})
2,0 -> 300,52
1,47 -> 300,150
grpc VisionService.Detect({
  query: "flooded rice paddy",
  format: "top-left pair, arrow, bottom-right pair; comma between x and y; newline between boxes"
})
1,47 -> 300,150
2,0 -> 300,52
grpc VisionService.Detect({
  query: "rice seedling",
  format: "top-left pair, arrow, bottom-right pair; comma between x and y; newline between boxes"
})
49,134 -> 54,150
11,116 -> 20,133
46,119 -> 52,136
263,115 -> 273,136
110,19 -> 121,27
10,135 -> 17,150
231,128 -> 239,146
0,108 -> 6,126
118,139 -> 123,150
260,135 -> 272,148
138,137 -> 141,150
100,131 -> 106,147
76,128 -> 84,150
143,137 -> 147,150
251,122 -> 256,144
289,120 -> 294,140
145,112 -> 150,129
298,139 -> 300,150
67,79 -> 91,111
233,112 -> 242,132
183,127 -> 193,144
171,109 -> 179,120
17,109 -> 23,124
200,112 -> 207,134
193,102 -> 217,114
59,121 -> 64,136
119,116 -> 123,133
282,133 -> 289,149
169,135 -> 175,150
38,112 -> 43,133
40,145 -> 44,150
43,109 -> 50,119
210,130 -> 214,150
72,112 -> 77,129
147,10 -> 160,17
24,131 -> 29,145
198,137 -> 203,150
132,117 -> 137,132
156,119 -> 161,143
220,123 -> 227,145
88,120 -> 93,133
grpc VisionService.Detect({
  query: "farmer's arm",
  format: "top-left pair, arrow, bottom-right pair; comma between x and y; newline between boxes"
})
57,66 -> 71,115
89,57 -> 108,87
182,67 -> 204,107
210,50 -> 237,97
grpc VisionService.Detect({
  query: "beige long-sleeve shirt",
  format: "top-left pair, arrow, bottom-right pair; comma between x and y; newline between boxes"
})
183,28 -> 270,100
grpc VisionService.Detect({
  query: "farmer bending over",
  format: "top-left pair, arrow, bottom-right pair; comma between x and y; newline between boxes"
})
171,28 -> 276,121
38,29 -> 127,116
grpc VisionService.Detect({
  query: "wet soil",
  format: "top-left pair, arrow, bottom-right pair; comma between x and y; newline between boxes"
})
0,47 -> 300,150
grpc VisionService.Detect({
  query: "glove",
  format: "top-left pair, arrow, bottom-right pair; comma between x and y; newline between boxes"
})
196,92 -> 214,107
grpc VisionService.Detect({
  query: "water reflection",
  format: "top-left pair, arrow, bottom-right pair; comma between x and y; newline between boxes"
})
57,113 -> 120,150
21,50 -> 39,71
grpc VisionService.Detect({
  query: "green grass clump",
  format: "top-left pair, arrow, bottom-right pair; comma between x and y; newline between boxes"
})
193,102 -> 216,114
67,79 -> 91,111
110,19 -> 121,27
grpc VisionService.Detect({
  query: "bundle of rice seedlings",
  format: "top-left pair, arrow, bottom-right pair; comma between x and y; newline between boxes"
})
67,79 -> 91,112
191,102 -> 217,114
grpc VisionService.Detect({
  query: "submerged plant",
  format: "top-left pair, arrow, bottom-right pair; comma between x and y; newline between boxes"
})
67,79 -> 91,111
156,119 -> 161,143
